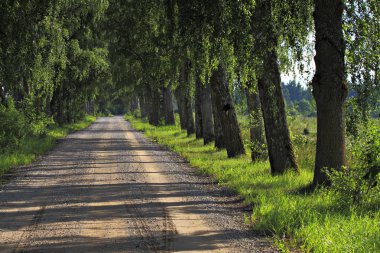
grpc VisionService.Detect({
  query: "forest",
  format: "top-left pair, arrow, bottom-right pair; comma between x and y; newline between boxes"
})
0,0 -> 379,252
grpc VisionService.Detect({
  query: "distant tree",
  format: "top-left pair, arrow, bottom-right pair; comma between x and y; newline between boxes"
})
281,81 -> 315,116
296,99 -> 313,116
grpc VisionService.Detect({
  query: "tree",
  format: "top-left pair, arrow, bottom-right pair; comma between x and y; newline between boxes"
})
163,83 -> 175,125
0,0 -> 110,128
178,60 -> 195,135
245,81 -> 266,161
195,73 -> 204,139
210,64 -> 245,157
344,1 -> 380,135
312,0 -> 347,186
251,0 -> 298,174
199,79 -> 215,145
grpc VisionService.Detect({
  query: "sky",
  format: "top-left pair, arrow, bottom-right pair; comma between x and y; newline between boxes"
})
280,33 -> 316,88
281,63 -> 315,88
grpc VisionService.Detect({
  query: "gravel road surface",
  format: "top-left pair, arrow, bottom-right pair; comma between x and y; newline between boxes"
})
0,117 -> 276,252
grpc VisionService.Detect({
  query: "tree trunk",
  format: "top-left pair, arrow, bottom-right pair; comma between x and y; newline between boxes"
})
163,83 -> 175,125
200,82 -> 215,145
0,86 -> 6,106
52,82 -> 65,125
252,0 -> 298,174
158,86 -> 165,123
245,82 -> 266,161
147,86 -> 160,126
312,0 -> 347,186
139,92 -> 147,119
210,64 -> 245,158
211,83 -> 225,149
130,95 -> 139,114
145,86 -> 152,120
89,100 -> 95,115
257,52 -> 298,174
195,74 -> 203,139
179,60 -> 195,136
184,92 -> 195,136
175,86 -> 187,129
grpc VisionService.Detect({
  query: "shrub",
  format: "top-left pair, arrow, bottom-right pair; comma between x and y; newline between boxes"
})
352,123 -> 380,168
0,99 -> 28,151
19,98 -> 54,136
327,122 -> 380,209
326,167 -> 379,208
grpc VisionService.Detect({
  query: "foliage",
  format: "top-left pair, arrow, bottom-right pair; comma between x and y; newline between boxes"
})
282,81 -> 315,117
329,121 -> 380,207
0,0 -> 109,152
349,122 -> 380,169
345,0 -> 380,119
19,97 -> 54,136
326,166 -> 379,208
0,99 -> 27,151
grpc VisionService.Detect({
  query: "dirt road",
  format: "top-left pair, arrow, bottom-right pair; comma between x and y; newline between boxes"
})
0,117 -> 274,252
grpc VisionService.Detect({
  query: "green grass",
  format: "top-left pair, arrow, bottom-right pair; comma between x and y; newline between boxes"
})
0,115 -> 96,178
125,114 -> 379,253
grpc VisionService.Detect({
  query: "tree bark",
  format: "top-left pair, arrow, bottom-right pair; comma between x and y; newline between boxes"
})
130,95 -> 139,114
245,82 -> 266,161
0,86 -> 6,106
210,64 -> 245,157
163,83 -> 175,125
252,0 -> 298,174
145,86 -> 152,121
138,92 -> 147,119
257,52 -> 298,174
200,82 -> 215,145
184,91 -> 195,136
179,60 -> 194,135
211,85 -> 224,149
175,85 -> 187,129
195,74 -> 203,139
51,82 -> 65,125
147,85 -> 160,126
158,86 -> 165,123
312,0 -> 347,186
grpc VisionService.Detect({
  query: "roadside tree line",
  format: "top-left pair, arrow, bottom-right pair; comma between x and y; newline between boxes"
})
1,0 -> 379,187
108,0 -> 379,187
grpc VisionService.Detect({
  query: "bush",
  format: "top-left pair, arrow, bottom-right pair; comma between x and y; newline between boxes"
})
327,122 -> 380,209
19,98 -> 54,136
326,167 -> 379,207
352,123 -> 380,168
0,99 -> 28,151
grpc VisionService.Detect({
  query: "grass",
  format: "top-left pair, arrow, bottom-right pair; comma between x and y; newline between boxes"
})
125,114 -> 379,253
0,115 -> 96,178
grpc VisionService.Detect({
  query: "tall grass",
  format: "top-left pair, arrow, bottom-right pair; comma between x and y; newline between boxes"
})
0,115 -> 96,178
125,114 -> 379,253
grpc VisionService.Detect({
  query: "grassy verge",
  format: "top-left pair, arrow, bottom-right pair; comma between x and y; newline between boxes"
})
125,114 -> 379,253
0,115 -> 96,178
